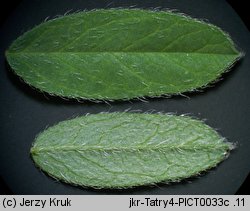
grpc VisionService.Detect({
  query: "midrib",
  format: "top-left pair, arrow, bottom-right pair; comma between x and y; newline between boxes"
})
6,51 -> 239,56
31,144 -> 229,154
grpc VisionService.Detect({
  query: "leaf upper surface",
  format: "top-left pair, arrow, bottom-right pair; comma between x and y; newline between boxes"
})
6,9 -> 241,100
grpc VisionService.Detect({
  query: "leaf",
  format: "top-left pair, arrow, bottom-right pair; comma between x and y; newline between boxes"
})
6,9 -> 242,100
31,112 -> 232,188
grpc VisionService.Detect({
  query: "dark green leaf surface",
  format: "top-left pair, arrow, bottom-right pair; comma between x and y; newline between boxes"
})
31,113 -> 232,188
6,9 -> 241,100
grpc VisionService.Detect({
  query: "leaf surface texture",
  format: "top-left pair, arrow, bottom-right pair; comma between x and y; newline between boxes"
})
6,9 -> 241,100
31,113 -> 232,188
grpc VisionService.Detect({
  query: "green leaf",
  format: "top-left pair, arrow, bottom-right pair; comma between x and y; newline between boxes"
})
6,9 -> 242,100
31,113 -> 232,188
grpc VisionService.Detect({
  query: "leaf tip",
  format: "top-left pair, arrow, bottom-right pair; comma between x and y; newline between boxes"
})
30,147 -> 37,156
4,49 -> 10,58
228,141 -> 237,151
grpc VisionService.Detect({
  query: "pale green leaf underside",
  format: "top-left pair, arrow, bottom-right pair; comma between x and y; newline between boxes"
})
31,113 -> 232,188
6,9 -> 241,100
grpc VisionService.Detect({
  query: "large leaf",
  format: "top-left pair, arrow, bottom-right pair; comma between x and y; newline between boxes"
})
31,113 -> 232,188
6,9 -> 242,100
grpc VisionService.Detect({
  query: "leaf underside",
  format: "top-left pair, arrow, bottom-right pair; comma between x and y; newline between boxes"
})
6,9 -> 241,100
31,113 -> 232,189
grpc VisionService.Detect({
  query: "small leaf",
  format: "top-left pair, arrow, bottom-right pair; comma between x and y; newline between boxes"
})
31,113 -> 232,188
6,9 -> 242,100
